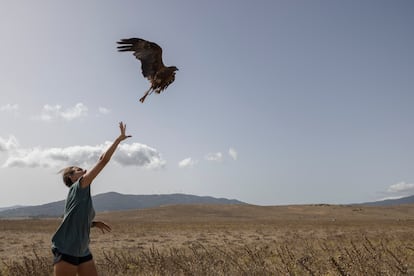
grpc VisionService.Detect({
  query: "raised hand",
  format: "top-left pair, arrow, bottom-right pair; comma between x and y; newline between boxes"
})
118,121 -> 132,141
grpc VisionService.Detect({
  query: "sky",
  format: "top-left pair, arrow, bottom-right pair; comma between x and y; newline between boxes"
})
0,0 -> 413,207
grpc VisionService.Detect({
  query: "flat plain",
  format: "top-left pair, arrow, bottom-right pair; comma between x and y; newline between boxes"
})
1,204 -> 414,275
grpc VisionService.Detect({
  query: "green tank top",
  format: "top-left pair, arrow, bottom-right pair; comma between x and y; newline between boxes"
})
51,177 -> 95,257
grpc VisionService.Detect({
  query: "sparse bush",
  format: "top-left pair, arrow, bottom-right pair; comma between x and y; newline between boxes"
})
2,237 -> 412,275
1,250 -> 51,276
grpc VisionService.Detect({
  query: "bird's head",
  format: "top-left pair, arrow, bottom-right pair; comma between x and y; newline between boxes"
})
170,66 -> 179,72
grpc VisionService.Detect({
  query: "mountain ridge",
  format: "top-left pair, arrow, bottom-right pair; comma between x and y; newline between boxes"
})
0,192 -> 245,218
356,194 -> 414,206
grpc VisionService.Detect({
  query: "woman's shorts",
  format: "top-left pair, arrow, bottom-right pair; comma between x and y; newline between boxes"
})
52,248 -> 93,266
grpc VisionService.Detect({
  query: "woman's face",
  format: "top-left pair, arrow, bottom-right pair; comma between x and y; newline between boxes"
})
70,167 -> 86,182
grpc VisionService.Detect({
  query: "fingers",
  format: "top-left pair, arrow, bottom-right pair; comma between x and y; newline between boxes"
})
118,121 -> 132,139
119,121 -> 125,132
104,223 -> 112,232
95,221 -> 112,234
119,122 -> 128,134
101,222 -> 112,233
101,227 -> 110,234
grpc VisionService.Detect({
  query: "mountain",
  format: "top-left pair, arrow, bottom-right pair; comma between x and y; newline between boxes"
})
0,205 -> 25,212
0,192 -> 246,218
357,195 -> 414,206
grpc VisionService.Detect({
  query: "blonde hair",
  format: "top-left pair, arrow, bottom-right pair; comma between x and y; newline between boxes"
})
58,166 -> 76,187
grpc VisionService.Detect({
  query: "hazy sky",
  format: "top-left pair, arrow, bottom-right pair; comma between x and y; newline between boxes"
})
1,1 -> 413,207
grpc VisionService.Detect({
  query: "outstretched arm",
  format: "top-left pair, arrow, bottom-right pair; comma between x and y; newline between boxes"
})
80,122 -> 132,188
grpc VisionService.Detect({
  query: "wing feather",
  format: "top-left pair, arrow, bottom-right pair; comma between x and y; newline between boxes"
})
117,38 -> 164,79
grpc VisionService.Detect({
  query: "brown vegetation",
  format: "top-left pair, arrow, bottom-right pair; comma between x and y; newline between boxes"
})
1,204 -> 414,275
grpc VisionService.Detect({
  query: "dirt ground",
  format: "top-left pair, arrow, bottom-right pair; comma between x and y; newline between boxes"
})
1,204 -> 414,274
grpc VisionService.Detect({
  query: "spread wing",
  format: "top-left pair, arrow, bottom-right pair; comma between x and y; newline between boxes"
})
117,38 -> 164,79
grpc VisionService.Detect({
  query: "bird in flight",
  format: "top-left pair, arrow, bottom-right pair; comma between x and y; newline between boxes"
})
117,38 -> 178,103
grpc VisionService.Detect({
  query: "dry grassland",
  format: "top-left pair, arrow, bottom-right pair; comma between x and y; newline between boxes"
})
1,204 -> 414,275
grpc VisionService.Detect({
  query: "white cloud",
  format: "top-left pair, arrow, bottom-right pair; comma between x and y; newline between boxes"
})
0,104 -> 19,112
116,143 -> 166,169
374,181 -> 414,201
98,107 -> 111,115
228,147 -> 238,160
34,103 -> 88,122
178,157 -> 198,168
2,141 -> 165,169
205,152 -> 223,162
387,182 -> 414,195
0,135 -> 19,152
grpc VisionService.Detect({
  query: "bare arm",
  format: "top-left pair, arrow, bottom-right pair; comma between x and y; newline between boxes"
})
80,122 -> 131,188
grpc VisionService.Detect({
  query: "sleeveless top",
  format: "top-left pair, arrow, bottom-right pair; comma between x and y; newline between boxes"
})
51,177 -> 95,257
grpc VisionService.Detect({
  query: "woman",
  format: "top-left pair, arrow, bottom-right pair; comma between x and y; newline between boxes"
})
51,122 -> 131,276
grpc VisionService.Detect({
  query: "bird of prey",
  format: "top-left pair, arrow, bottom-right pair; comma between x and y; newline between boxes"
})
117,38 -> 178,103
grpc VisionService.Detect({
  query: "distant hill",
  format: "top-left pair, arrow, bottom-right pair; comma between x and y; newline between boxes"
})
0,205 -> 25,212
0,192 -> 245,218
357,195 -> 414,206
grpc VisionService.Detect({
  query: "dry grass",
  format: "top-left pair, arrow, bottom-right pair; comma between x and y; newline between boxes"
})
1,204 -> 414,275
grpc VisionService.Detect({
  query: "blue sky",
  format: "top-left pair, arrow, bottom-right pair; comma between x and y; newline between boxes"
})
0,1 -> 413,207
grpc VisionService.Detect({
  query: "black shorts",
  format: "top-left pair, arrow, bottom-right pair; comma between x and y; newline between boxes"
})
52,248 -> 93,266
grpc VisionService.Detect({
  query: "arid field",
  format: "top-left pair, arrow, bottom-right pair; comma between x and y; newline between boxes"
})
1,204 -> 414,275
